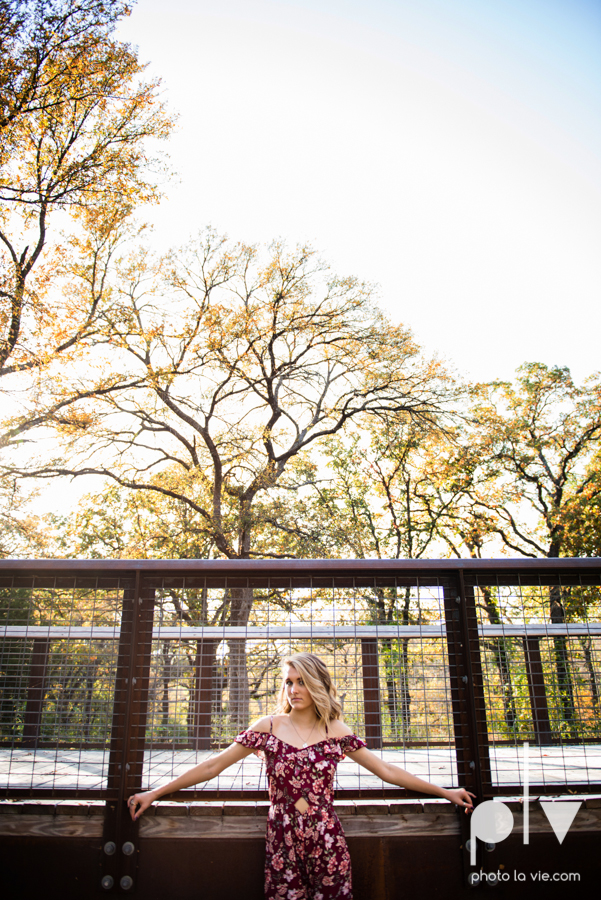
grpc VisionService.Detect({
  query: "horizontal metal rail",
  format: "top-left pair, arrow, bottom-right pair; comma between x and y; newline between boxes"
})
2,556 -> 601,575
3,623 -> 600,639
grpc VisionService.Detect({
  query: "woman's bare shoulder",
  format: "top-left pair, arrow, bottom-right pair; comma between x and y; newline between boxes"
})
247,715 -> 273,733
327,719 -> 353,738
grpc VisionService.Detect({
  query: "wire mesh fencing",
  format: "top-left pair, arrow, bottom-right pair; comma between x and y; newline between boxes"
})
470,575 -> 601,792
1,560 -> 600,803
0,576 -> 125,796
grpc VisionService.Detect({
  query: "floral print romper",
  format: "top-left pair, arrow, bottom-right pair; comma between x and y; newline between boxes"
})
235,717 -> 366,900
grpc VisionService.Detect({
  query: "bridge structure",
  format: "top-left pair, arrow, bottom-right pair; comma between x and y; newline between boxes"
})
0,557 -> 600,897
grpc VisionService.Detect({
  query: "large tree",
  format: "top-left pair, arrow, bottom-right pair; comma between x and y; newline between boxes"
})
0,0 -> 173,452
294,418 -> 456,737
260,415 -> 477,738
466,363 -> 601,559
31,230 -> 453,725
290,364 -> 601,738
446,363 -> 601,736
0,1 -> 130,134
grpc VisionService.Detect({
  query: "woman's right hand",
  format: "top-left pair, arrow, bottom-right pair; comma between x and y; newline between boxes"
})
127,790 -> 157,821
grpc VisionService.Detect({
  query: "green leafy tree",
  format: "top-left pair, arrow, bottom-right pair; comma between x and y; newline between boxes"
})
31,230 -> 452,726
449,364 -> 601,736
260,415 -> 460,738
0,0 -> 173,463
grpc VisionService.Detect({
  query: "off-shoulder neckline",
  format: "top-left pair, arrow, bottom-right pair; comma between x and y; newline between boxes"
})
252,731 -> 359,752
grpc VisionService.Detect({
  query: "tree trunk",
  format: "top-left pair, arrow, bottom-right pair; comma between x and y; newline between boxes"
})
383,646 -> 398,732
378,588 -> 411,738
399,637 -> 411,736
161,641 -> 171,729
187,639 -> 219,749
580,636 -> 599,713
397,587 -> 411,736
83,660 -> 98,743
550,586 -> 577,737
481,587 -> 517,732
227,639 -> 250,730
227,586 -> 254,730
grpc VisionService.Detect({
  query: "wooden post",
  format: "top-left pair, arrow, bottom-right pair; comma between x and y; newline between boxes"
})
22,638 -> 50,747
523,636 -> 553,745
361,638 -> 382,749
190,639 -> 219,750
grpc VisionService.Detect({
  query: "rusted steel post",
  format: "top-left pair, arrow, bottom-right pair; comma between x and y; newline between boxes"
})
523,636 -> 553,745
101,572 -> 155,893
443,573 -> 492,796
190,638 -> 219,750
361,638 -> 382,749
443,573 -> 493,883
22,638 -> 50,747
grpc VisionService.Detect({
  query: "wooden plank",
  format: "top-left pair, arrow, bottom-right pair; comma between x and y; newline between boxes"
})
444,577 -> 491,882
343,814 -> 461,837
0,815 -> 103,837
137,813 -> 462,839
503,807 -> 601,835
139,816 -> 267,839
1,807 -> 599,841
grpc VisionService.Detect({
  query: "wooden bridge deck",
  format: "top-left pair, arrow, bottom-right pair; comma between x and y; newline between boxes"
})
2,744 -> 600,793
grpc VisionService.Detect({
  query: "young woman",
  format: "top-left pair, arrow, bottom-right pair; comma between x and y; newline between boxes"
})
128,652 -> 475,899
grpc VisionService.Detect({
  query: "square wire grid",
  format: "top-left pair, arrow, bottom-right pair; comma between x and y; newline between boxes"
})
1,570 -> 600,797
472,575 -> 601,790
0,575 -> 124,794
141,578 -> 457,795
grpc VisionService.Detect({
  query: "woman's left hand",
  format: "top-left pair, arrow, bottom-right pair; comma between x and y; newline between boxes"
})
445,788 -> 476,813
127,790 -> 157,820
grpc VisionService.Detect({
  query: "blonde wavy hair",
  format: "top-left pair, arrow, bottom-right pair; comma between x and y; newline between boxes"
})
276,652 -> 343,726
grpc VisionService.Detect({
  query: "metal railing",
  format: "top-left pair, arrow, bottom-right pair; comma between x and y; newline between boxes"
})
2,557 -> 600,896
1,558 -> 600,807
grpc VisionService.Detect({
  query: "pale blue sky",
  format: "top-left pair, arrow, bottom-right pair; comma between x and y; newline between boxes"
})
116,0 -> 601,383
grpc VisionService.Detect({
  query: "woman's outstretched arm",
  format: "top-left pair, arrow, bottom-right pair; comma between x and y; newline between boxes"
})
348,747 -> 475,812
127,741 -> 254,820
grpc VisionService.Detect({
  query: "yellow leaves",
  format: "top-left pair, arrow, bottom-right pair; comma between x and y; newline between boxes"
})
53,409 -> 98,434
8,226 -> 454,561
0,3 -> 175,456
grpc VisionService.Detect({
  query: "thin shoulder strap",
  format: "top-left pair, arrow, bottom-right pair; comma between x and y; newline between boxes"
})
325,720 -> 329,736
270,715 -> 273,734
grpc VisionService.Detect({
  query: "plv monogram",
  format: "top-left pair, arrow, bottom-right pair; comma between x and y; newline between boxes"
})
469,743 -> 582,866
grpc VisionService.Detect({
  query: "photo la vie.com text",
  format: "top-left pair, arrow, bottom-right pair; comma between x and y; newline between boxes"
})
470,869 -> 580,884
468,742 -> 586,883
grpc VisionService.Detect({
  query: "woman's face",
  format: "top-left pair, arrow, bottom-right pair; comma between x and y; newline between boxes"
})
284,665 -> 313,711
